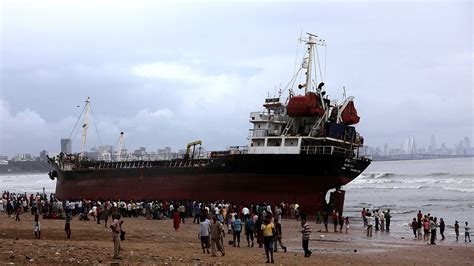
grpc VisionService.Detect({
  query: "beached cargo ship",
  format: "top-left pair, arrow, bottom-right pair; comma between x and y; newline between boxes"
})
48,34 -> 371,215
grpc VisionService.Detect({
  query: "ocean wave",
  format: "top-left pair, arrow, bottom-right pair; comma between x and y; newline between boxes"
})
443,187 -> 474,193
358,172 -> 396,179
425,172 -> 449,177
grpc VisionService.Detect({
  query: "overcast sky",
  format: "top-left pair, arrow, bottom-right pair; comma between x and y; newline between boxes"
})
0,0 -> 472,156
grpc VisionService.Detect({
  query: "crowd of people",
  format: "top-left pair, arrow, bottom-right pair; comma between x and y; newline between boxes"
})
2,190 -> 471,262
360,208 -> 392,237
410,210 -> 471,245
1,190 -> 313,263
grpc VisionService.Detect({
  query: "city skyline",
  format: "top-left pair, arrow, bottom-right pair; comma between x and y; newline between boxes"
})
1,1 -> 472,157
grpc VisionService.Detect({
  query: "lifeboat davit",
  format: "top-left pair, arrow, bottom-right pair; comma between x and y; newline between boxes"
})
341,100 -> 360,125
287,92 -> 324,117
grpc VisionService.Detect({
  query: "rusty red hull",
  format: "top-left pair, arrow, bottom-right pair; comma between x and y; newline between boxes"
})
52,154 -> 371,215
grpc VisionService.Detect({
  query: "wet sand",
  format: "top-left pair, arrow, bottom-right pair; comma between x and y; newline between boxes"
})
0,214 -> 472,265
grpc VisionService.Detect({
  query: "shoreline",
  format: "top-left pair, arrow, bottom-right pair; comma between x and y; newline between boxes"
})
0,213 -> 472,264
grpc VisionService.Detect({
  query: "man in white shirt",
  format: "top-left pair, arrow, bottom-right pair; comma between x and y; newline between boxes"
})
199,217 -> 211,254
379,211 -> 385,232
366,212 -> 373,237
242,206 -> 250,221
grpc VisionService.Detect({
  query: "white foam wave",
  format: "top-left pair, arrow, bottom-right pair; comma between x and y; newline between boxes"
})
443,187 -> 474,193
358,172 -> 395,179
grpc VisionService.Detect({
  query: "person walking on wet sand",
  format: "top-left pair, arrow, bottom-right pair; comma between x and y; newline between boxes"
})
439,218 -> 445,240
173,210 -> 180,231
454,221 -> 460,241
301,217 -> 312,257
385,209 -> 391,231
429,217 -> 437,245
210,216 -> 225,257
110,214 -> 122,260
411,218 -> 417,238
465,222 -> 471,242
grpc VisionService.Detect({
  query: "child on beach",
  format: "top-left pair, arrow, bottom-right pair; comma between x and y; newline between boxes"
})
411,218 -> 417,238
344,217 -> 350,233
173,210 -> 180,231
423,218 -> 430,241
301,217 -> 312,257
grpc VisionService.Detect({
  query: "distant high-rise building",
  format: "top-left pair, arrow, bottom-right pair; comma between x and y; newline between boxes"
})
464,136 -> 471,149
61,138 -> 72,154
430,135 -> 436,151
39,150 -> 48,161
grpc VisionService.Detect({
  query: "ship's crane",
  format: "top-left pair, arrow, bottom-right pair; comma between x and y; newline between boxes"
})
115,132 -> 125,161
185,140 -> 202,160
80,97 -> 91,158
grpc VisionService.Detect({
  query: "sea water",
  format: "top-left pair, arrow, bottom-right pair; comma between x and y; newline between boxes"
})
344,157 -> 474,235
0,158 -> 472,235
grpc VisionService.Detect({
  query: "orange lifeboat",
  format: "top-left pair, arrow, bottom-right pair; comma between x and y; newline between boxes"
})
286,92 -> 324,117
341,100 -> 360,125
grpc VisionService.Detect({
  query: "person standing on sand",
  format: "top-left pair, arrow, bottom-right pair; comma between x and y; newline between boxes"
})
374,210 -> 379,231
465,222 -> 471,242
385,209 -> 391,231
423,218 -> 430,241
366,212 -> 373,237
65,210 -> 72,239
34,211 -> 41,239
210,216 -> 225,257
417,218 -> 422,240
411,218 -> 418,238
454,221 -> 460,241
178,203 -> 186,223
429,217 -> 437,245
301,217 -> 312,257
439,218 -> 445,240
173,210 -> 180,231
232,214 -> 242,247
261,215 -> 275,263
110,214 -> 122,260
338,212 -> 344,233
361,208 -> 367,227
273,218 -> 287,252
198,216 -> 211,254
344,217 -> 350,233
331,210 -> 338,232
379,211 -> 385,232
245,214 -> 255,247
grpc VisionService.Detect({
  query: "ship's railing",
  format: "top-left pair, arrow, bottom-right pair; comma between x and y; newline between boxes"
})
300,145 -> 353,156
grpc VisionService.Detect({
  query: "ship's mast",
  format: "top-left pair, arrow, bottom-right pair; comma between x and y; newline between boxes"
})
304,36 -> 314,94
299,33 -> 326,94
80,97 -> 91,158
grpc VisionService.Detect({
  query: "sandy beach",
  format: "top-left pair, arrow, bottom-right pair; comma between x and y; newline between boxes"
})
0,213 -> 472,265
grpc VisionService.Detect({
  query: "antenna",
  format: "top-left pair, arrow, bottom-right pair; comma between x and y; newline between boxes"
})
343,86 -> 347,100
